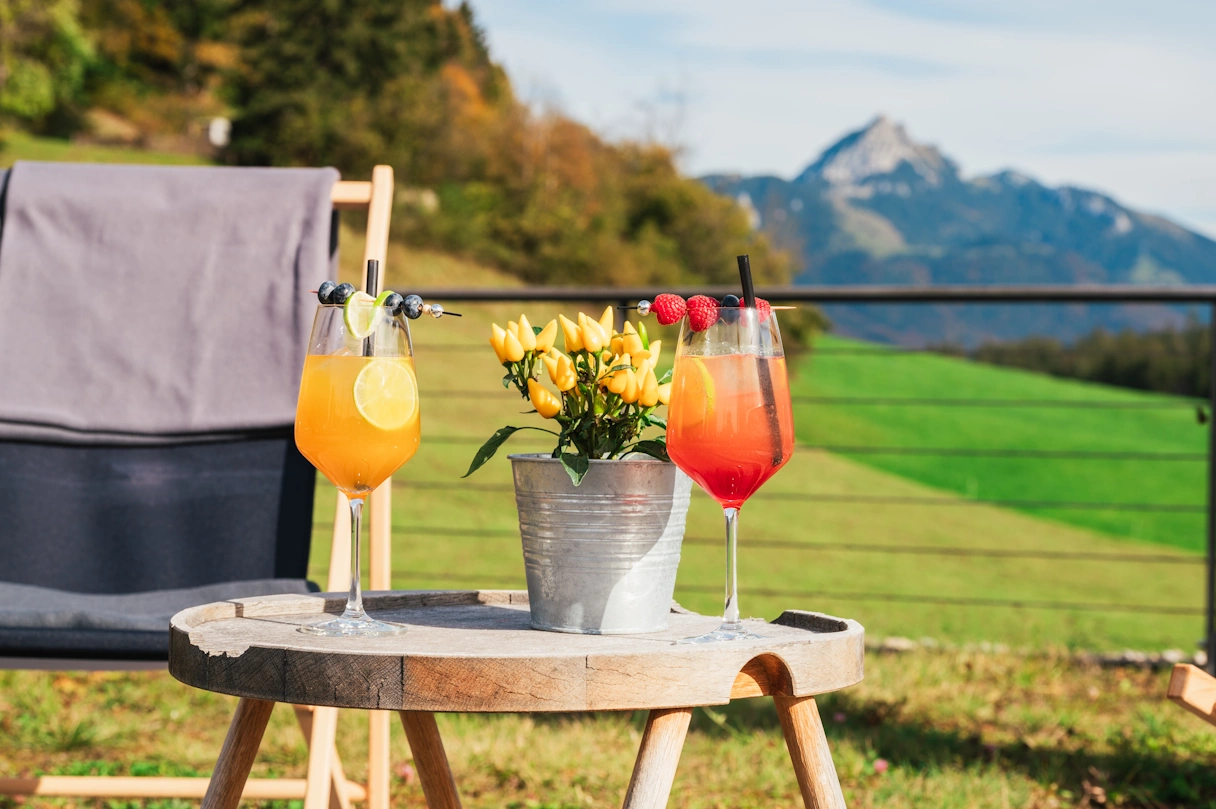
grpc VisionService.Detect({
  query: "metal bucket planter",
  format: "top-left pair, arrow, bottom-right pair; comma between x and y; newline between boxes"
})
509,453 -> 692,634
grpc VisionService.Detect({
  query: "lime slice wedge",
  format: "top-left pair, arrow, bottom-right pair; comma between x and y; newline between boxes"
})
344,291 -> 382,340
374,290 -> 395,308
353,358 -> 418,430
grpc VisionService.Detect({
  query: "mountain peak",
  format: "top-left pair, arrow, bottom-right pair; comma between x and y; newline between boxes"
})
798,115 -> 955,188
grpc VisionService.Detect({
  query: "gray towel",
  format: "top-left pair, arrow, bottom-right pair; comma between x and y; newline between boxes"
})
0,161 -> 339,444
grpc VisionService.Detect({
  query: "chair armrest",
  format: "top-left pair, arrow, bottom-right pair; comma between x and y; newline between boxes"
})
1168,663 -> 1216,726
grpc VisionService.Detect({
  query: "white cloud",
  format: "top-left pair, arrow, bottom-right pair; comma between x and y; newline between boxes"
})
472,0 -> 1216,236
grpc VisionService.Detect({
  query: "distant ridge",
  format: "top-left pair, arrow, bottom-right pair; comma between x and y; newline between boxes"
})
703,117 -> 1216,345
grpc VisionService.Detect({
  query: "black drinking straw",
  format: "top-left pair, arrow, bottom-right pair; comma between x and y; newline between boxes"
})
737,255 -> 784,467
363,259 -> 379,357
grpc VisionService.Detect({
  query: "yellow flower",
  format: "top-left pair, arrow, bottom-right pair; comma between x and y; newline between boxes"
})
621,368 -> 640,403
559,314 -> 583,353
527,378 -> 562,418
579,313 -> 605,353
657,382 -> 672,405
606,354 -> 632,394
503,329 -> 525,363
517,314 -> 537,352
535,319 -> 558,353
639,367 -> 659,407
543,351 -> 577,391
622,322 -> 644,356
647,340 -> 662,368
489,324 -> 508,363
598,305 -> 615,338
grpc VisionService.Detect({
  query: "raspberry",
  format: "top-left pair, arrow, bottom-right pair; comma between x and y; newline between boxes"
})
686,295 -> 720,331
756,297 -> 772,324
651,293 -> 687,326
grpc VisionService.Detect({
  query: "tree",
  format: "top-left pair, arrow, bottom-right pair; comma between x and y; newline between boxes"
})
0,0 -> 93,127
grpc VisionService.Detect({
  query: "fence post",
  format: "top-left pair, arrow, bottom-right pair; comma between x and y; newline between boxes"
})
1208,301 -> 1216,675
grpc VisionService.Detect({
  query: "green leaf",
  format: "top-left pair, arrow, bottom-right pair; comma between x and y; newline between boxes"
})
462,427 -> 522,478
560,453 -> 590,486
644,415 -> 667,429
658,368 -> 673,385
631,439 -> 670,463
502,373 -> 513,389
533,325 -> 544,335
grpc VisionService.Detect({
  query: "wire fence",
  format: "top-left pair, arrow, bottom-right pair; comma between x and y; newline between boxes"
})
383,286 -> 1216,665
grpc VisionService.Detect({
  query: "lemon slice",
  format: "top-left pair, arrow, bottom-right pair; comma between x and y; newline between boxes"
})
344,291 -> 382,340
353,359 -> 418,430
677,357 -> 716,426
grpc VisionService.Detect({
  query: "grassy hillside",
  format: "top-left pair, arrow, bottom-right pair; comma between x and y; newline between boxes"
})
0,131 -> 208,167
800,336 -> 1206,552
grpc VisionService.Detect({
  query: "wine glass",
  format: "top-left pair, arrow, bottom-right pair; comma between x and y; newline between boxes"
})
666,305 -> 795,642
294,302 -> 421,636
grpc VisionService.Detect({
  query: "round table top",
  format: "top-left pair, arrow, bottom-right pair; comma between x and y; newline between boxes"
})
169,590 -> 864,712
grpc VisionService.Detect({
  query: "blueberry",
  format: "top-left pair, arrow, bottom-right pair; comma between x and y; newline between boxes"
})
382,292 -> 404,312
719,294 -> 741,324
317,281 -> 337,304
400,294 -> 424,320
331,283 -> 356,305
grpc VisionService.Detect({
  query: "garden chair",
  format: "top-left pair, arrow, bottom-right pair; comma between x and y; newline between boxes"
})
0,162 -> 400,809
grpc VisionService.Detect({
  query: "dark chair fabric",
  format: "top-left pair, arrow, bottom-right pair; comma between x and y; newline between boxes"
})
0,578 -> 318,660
0,437 -> 318,659
0,438 -> 316,594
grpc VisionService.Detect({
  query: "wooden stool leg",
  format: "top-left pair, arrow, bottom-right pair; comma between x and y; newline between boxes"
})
368,710 -> 392,809
201,698 -> 276,809
293,705 -> 353,809
303,706 -> 340,809
398,711 -> 462,809
774,696 -> 847,809
622,707 -> 693,809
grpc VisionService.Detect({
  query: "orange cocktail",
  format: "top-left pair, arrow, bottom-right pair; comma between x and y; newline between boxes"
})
295,354 -> 420,498
667,354 -> 794,509
294,296 -> 419,637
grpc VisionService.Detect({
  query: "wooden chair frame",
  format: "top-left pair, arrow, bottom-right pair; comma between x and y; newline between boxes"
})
1168,662 -> 1216,725
1,165 -> 400,809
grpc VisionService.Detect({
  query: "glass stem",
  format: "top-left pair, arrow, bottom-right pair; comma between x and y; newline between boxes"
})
721,507 -> 742,631
342,497 -> 366,621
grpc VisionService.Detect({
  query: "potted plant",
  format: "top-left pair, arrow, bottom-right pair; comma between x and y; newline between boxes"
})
464,306 -> 692,634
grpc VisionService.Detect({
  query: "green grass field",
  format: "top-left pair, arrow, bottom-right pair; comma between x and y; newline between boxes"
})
6,650 -> 1216,809
802,336 -> 1207,552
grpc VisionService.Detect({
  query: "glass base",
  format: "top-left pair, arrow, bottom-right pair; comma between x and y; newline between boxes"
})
298,613 -> 407,637
679,621 -> 763,644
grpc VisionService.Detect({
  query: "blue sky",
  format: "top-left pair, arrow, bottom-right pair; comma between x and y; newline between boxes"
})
470,0 -> 1216,237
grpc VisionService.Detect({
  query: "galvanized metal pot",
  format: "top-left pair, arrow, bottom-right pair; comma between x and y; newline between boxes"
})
509,453 -> 692,634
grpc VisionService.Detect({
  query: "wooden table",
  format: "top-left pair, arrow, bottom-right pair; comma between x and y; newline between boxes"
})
170,590 -> 864,809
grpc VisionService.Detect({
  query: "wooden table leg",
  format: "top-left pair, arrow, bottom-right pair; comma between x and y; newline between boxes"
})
201,698 -> 276,809
368,710 -> 392,809
293,705 -> 353,809
622,707 -> 693,809
303,706 -> 340,809
399,711 -> 462,809
774,696 -> 847,809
